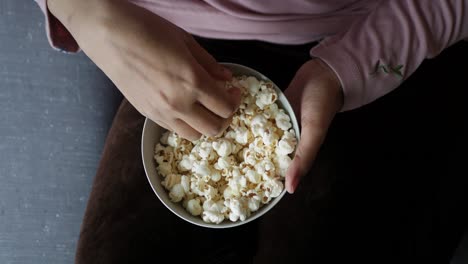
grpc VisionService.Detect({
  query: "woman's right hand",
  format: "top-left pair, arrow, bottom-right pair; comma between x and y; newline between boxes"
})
49,0 -> 241,140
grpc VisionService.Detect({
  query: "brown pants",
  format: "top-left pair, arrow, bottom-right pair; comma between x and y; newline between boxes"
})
75,39 -> 468,264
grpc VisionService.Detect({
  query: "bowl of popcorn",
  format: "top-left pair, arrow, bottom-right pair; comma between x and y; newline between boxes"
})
141,63 -> 300,228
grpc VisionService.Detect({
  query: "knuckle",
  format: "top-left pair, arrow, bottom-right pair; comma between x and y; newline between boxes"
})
160,91 -> 186,112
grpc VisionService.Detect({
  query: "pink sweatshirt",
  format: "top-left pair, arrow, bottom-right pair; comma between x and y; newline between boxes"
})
35,0 -> 468,111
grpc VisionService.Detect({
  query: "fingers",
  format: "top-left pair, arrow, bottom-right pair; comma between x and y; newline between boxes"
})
182,103 -> 231,137
186,39 -> 241,119
171,119 -> 202,141
197,82 -> 242,119
285,119 -> 327,194
186,37 -> 232,81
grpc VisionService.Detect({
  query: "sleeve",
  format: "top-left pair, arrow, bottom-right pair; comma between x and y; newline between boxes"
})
34,0 -> 80,53
310,0 -> 468,111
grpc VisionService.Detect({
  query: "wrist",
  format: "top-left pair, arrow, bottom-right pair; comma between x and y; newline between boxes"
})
313,59 -> 344,113
48,0 -> 113,36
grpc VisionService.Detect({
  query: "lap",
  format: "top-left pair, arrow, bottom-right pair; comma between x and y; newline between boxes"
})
75,41 -> 468,264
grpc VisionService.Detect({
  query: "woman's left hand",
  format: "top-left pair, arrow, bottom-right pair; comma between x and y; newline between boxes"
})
284,59 -> 343,193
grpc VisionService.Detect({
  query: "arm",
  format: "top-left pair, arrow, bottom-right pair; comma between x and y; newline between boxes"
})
286,0 -> 468,192
311,0 -> 468,111
36,0 -> 241,140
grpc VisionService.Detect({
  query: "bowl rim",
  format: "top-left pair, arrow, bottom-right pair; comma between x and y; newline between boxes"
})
141,62 -> 300,228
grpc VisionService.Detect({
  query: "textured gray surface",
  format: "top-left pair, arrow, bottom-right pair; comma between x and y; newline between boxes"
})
0,1 -> 122,263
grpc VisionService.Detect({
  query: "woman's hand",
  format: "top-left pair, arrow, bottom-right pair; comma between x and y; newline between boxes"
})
284,59 -> 343,193
49,0 -> 241,140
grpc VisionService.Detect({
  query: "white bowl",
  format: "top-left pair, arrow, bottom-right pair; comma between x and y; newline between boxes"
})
141,63 -> 300,228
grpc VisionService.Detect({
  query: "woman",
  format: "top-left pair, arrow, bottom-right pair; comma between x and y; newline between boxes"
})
35,0 -> 468,263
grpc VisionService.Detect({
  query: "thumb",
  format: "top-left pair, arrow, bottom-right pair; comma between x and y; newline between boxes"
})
186,37 -> 232,80
285,118 -> 327,194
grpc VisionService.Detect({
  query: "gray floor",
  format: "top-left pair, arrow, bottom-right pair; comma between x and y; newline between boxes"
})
0,1 -> 122,263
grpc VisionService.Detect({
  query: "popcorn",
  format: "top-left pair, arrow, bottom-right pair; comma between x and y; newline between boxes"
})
250,115 -> 268,137
263,103 -> 279,119
212,139 -> 233,157
154,76 -> 297,224
180,175 -> 191,193
214,156 -> 234,170
186,198 -> 202,216
202,184 -> 218,200
255,83 -> 277,109
167,132 -> 181,148
225,198 -> 250,222
156,162 -> 172,178
177,155 -> 192,172
169,184 -> 185,202
263,179 -> 284,198
275,110 -> 292,131
160,131 -> 170,145
244,76 -> 261,95
192,160 -> 212,178
198,141 -> 215,160
247,194 -> 261,212
245,169 -> 261,184
274,155 -> 292,177
276,130 -> 297,156
234,126 -> 251,145
202,200 -> 226,224
161,173 -> 181,190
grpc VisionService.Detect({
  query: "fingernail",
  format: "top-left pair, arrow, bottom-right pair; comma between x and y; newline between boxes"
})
286,156 -> 301,194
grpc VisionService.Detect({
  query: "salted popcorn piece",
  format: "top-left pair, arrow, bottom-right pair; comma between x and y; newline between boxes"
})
211,170 -> 222,182
256,85 -> 277,109
245,76 -> 260,95
223,186 -> 236,199
274,155 -> 292,177
275,110 -> 292,131
263,103 -> 279,119
255,159 -> 276,179
225,198 -> 250,222
224,130 -> 236,140
276,134 -> 297,156
167,132 -> 180,148
247,196 -> 261,212
192,160 -> 212,178
186,198 -> 202,216
228,174 -> 246,196
234,126 -> 250,145
156,162 -> 172,177
214,156 -> 234,170
203,184 -> 218,200
169,183 -> 185,202
198,141 -> 213,160
212,139 -> 233,157
190,177 -> 206,196
161,173 -> 181,190
243,149 -> 257,166
245,169 -> 261,184
177,155 -> 192,172
260,127 -> 279,147
154,144 -> 174,165
202,200 -> 225,224
180,175 -> 190,193
250,115 -> 268,137
244,102 -> 258,116
160,131 -> 170,145
263,179 -> 284,198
